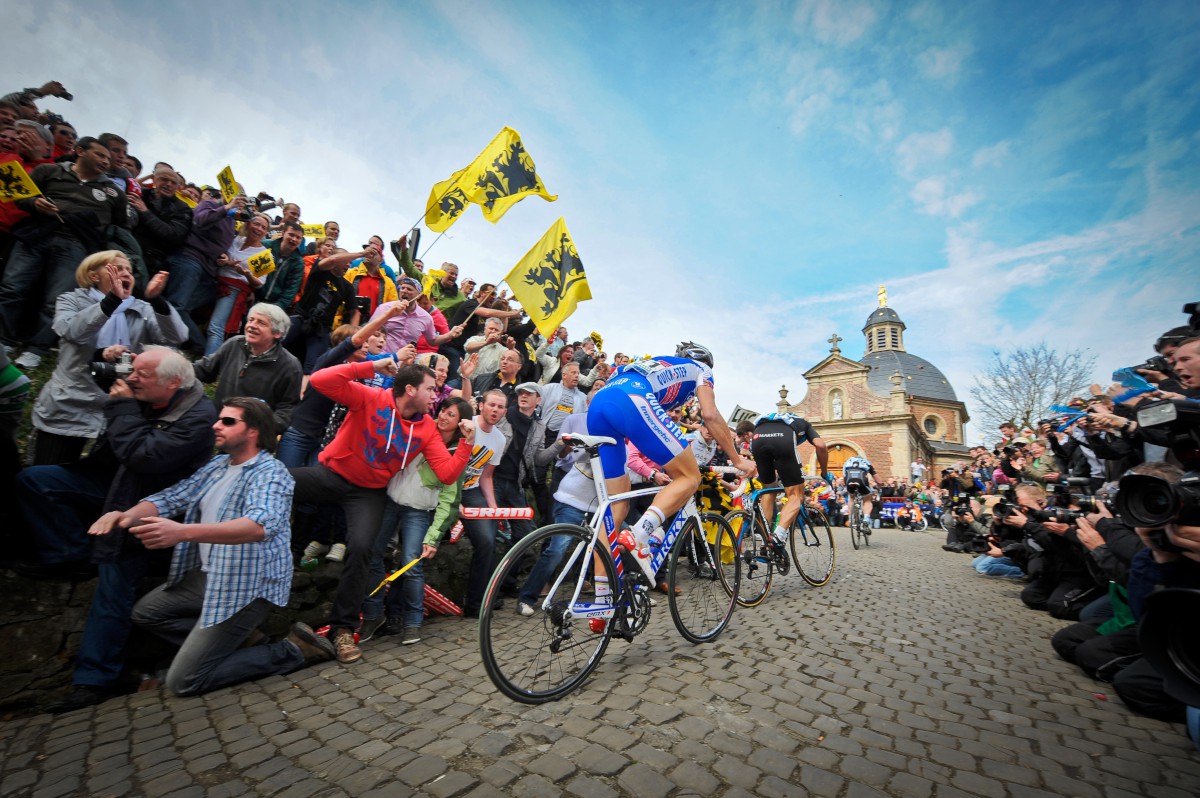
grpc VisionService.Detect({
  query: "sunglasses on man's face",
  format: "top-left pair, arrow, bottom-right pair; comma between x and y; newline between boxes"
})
217,416 -> 243,427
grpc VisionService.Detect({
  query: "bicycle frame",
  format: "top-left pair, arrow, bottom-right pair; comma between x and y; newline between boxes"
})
539,449 -> 701,624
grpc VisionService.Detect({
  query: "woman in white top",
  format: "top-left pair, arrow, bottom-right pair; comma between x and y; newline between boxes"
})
204,213 -> 268,355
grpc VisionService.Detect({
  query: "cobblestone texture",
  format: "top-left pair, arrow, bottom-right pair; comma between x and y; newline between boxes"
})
1,528 -> 1196,796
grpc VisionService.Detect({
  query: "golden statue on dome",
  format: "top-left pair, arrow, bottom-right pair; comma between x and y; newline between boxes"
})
878,285 -> 887,307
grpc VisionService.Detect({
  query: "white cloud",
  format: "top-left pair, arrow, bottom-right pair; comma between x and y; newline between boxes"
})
896,128 -> 955,179
795,0 -> 882,46
971,140 -> 1012,169
916,43 -> 972,82
910,176 -> 982,217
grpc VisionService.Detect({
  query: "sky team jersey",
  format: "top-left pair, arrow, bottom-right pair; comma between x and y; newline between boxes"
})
755,411 -> 819,445
610,355 -> 714,411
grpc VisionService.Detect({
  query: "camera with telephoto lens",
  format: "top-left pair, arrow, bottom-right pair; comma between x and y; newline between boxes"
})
1115,471 -> 1200,531
91,351 -> 133,388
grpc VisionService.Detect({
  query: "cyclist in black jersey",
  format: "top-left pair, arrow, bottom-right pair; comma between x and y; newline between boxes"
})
749,411 -> 831,544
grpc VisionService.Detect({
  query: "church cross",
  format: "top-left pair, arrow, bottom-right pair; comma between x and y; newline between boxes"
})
827,333 -> 843,353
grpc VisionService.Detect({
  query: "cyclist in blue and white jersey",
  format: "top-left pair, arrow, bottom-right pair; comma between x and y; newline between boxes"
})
842,454 -> 878,526
586,342 -> 757,582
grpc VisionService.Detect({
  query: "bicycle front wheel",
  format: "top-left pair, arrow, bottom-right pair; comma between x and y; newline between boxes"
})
479,524 -> 616,703
790,507 -> 836,587
669,514 -> 738,643
725,510 -> 773,608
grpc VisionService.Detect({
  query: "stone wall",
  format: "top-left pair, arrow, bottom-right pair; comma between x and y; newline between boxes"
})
0,542 -> 476,715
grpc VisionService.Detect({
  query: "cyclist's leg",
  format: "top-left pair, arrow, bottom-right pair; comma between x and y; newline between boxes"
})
610,390 -> 696,542
748,438 -> 779,530
776,483 -> 804,537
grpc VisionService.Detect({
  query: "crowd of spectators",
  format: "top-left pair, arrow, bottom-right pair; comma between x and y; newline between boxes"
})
0,81 -> 670,714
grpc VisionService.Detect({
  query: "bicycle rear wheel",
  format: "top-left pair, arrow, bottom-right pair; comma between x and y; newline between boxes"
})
790,507 -> 836,586
479,524 -> 616,703
849,504 -> 863,550
725,509 -> 773,608
669,514 -> 738,643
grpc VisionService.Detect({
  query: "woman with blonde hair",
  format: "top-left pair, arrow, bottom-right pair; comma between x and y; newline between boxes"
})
30,250 -> 185,465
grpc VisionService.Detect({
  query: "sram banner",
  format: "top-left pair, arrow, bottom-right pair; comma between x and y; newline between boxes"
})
459,507 -> 534,519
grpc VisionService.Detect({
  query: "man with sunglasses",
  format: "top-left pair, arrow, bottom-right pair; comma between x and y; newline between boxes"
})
108,397 -> 332,698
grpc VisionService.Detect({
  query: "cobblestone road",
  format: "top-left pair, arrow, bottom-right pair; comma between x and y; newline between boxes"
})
3,527 -> 1198,797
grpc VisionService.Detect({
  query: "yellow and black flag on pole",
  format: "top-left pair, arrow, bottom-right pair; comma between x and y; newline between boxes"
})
424,169 -> 471,233
0,160 -> 41,202
505,218 -> 591,338
423,127 -> 556,232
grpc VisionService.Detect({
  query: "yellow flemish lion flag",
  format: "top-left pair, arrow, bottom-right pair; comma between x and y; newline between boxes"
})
424,168 -> 471,233
0,160 -> 41,202
424,127 -> 556,232
247,249 -> 276,279
505,218 -> 590,337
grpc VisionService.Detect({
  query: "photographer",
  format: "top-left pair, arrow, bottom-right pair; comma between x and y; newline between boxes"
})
282,238 -> 356,375
942,502 -> 989,553
339,242 -> 398,327
1050,468 -> 1158,680
1111,470 -> 1200,723
1001,484 -> 1103,619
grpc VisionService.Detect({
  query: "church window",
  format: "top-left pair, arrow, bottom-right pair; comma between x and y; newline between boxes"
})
876,330 -> 885,349
891,329 -> 899,347
923,415 -> 941,436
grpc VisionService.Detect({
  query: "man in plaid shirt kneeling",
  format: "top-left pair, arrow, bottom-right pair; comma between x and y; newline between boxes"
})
92,396 -> 335,696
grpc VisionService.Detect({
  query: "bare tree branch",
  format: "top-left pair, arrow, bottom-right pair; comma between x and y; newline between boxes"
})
970,343 -> 1097,435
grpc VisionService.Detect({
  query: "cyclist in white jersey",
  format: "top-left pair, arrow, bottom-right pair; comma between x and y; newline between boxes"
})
586,342 -> 756,581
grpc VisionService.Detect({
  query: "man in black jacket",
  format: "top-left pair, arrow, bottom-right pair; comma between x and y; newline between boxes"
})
0,137 -> 128,368
130,163 -> 191,279
22,347 -> 217,712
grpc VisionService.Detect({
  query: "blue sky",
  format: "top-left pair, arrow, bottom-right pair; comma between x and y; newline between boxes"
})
8,0 -> 1199,442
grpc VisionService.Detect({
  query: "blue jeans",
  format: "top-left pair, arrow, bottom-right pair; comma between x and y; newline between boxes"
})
518,502 -> 588,606
74,555 -> 151,687
276,427 -> 321,469
1079,594 -> 1113,624
0,236 -> 87,352
461,488 -> 497,615
131,570 -> 303,696
364,502 -> 433,627
205,284 -> 246,355
16,463 -> 107,564
493,475 -> 535,544
164,252 -> 213,349
974,555 -> 1024,578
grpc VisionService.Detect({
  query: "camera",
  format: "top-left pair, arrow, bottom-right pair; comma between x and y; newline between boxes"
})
1132,354 -> 1175,379
349,296 -> 373,318
1115,471 -> 1200,528
233,192 -> 280,222
1029,507 -> 1085,524
91,351 -> 133,388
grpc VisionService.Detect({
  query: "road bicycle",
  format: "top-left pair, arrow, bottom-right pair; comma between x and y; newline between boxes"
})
724,481 -> 836,607
848,492 -> 872,549
478,433 -> 740,703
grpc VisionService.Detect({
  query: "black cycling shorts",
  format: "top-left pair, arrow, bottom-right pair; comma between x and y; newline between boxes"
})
750,421 -> 805,487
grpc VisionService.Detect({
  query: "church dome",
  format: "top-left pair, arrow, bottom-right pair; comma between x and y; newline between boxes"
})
860,350 -> 959,402
861,306 -> 905,331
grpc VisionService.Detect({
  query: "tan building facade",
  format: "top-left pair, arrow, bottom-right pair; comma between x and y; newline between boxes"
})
774,293 -> 970,482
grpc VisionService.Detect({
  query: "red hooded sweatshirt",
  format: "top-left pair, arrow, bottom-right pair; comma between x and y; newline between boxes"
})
310,361 -> 470,488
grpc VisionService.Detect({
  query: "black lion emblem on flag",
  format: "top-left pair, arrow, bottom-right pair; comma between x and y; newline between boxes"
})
524,233 -> 585,317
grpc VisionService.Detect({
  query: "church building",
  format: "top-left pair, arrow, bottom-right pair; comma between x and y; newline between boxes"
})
775,288 -> 970,481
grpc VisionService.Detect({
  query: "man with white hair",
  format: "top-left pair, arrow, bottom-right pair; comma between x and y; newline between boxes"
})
193,303 -> 302,434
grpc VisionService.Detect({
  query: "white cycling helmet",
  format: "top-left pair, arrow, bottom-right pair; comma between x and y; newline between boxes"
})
676,341 -> 714,367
